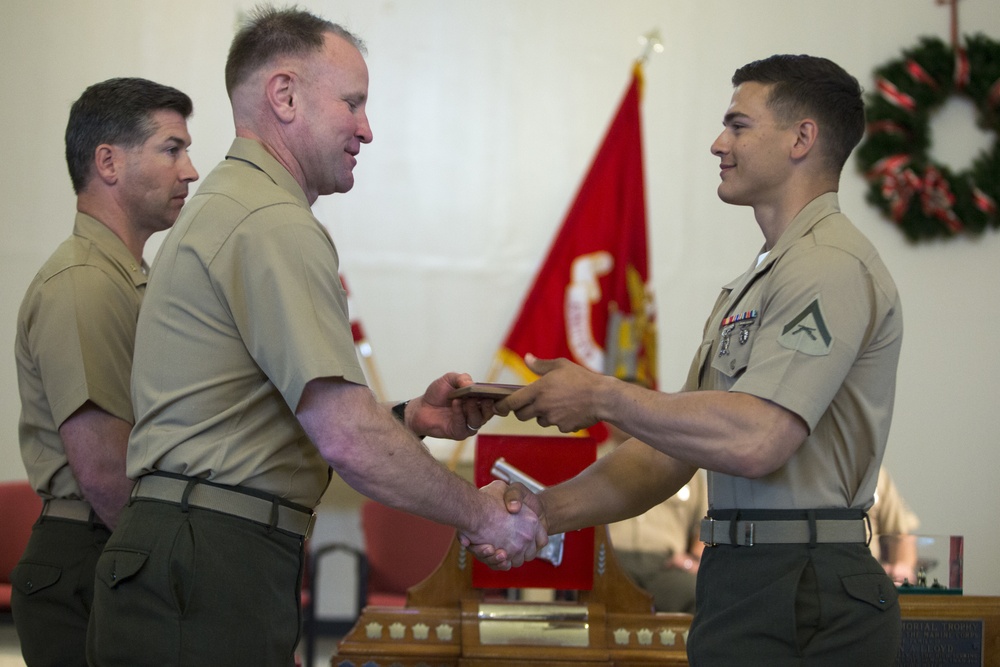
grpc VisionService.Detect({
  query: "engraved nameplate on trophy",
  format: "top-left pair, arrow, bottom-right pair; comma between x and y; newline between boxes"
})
477,603 -> 591,647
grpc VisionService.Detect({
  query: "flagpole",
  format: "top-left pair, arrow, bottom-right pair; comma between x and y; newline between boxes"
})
360,352 -> 388,402
636,29 -> 663,66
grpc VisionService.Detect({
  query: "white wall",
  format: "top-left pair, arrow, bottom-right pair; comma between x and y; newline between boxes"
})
2,0 -> 998,597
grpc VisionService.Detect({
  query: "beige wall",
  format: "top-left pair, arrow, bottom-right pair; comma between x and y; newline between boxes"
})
2,0 -> 998,597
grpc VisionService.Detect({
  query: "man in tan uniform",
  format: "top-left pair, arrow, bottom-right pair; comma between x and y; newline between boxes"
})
85,8 -> 542,667
870,468 -> 920,585
13,78 -> 197,667
479,54 -> 904,665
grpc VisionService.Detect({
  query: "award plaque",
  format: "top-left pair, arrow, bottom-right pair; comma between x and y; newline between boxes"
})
898,595 -> 1000,666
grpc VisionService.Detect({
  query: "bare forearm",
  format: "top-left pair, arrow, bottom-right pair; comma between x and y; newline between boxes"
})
599,383 -> 807,478
299,379 -> 499,540
541,440 -> 695,534
499,358 -> 807,478
81,472 -> 134,529
60,404 -> 135,528
332,417 -> 484,532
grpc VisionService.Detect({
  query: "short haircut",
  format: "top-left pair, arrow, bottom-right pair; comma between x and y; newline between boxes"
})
65,77 -> 193,194
732,54 -> 865,173
225,5 -> 365,99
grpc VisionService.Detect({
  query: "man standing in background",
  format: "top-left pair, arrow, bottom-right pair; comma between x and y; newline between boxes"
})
13,77 -> 197,667
86,8 -> 542,666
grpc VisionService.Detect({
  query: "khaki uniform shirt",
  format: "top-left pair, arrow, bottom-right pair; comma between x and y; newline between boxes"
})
870,468 -> 918,536
869,467 -> 920,561
684,193 -> 903,510
16,213 -> 144,499
609,469 -> 707,555
128,138 -> 366,506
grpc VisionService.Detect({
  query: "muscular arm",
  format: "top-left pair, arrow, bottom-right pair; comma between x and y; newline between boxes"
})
499,356 -> 808,479
602,382 -> 808,479
59,402 -> 135,528
296,377 -> 542,564
538,438 -> 698,535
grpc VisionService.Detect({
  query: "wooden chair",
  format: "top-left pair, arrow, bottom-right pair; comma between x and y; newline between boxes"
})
301,500 -> 455,666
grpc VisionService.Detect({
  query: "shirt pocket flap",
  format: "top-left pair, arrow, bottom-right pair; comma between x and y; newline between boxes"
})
95,549 -> 149,589
710,320 -> 758,378
11,562 -> 61,596
841,572 -> 898,611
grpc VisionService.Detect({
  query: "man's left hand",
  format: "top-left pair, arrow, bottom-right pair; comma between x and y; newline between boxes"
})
406,372 -> 494,439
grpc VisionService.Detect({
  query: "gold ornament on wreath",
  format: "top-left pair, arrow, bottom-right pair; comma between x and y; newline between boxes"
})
856,33 -> 1000,241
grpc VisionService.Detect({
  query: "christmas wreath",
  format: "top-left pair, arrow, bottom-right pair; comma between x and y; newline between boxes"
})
855,33 -> 1000,241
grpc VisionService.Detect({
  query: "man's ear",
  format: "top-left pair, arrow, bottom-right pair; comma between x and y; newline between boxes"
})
93,144 -> 120,185
790,118 -> 819,160
266,71 -> 297,123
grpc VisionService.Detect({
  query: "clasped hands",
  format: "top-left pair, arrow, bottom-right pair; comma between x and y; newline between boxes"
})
453,354 -> 602,569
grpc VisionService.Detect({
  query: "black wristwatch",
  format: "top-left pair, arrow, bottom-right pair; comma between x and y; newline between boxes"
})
391,400 -> 409,424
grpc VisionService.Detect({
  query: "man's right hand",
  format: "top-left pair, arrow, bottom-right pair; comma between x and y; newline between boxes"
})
463,481 -> 549,569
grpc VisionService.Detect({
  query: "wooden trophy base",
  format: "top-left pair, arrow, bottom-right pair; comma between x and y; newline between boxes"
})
334,526 -> 692,667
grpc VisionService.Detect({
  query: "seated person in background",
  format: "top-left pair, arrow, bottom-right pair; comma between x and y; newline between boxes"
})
599,424 -> 706,613
870,467 -> 920,585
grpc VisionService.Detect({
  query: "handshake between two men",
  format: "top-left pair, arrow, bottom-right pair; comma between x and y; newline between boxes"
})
454,353 -> 660,571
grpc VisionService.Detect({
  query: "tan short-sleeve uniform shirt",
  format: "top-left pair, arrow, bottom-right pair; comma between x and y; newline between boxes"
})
15,213 -> 144,499
128,138 -> 367,507
684,193 -> 903,511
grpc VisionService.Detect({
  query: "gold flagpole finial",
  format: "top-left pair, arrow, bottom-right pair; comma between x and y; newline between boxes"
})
637,29 -> 663,65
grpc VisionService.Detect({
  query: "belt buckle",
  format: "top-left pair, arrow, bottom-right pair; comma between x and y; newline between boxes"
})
704,517 -> 717,547
741,521 -> 755,546
304,512 -> 317,540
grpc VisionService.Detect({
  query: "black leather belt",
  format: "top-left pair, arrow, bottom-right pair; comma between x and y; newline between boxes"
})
131,473 -> 315,538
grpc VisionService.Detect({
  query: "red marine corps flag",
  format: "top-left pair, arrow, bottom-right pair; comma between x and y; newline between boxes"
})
492,63 -> 657,392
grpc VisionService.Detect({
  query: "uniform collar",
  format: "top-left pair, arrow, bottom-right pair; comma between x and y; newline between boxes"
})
760,192 -> 841,270
72,212 -> 148,286
225,137 -> 311,209
724,192 -> 843,289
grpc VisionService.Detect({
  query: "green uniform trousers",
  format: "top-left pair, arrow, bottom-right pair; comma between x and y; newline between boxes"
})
85,499 -> 305,667
11,518 -> 111,667
688,542 -> 900,666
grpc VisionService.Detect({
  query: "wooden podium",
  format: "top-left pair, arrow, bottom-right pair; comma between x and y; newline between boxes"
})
334,525 -> 692,666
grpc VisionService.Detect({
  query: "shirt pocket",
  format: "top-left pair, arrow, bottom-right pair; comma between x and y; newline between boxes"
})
711,317 -> 760,379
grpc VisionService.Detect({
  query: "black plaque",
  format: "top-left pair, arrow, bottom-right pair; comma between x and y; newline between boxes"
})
897,619 -> 984,666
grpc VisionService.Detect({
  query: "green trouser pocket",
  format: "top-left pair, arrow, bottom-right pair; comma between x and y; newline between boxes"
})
11,562 -> 61,596
94,549 -> 149,589
842,571 -> 899,611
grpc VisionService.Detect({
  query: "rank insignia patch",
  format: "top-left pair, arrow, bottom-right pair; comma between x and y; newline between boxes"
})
778,298 -> 832,356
